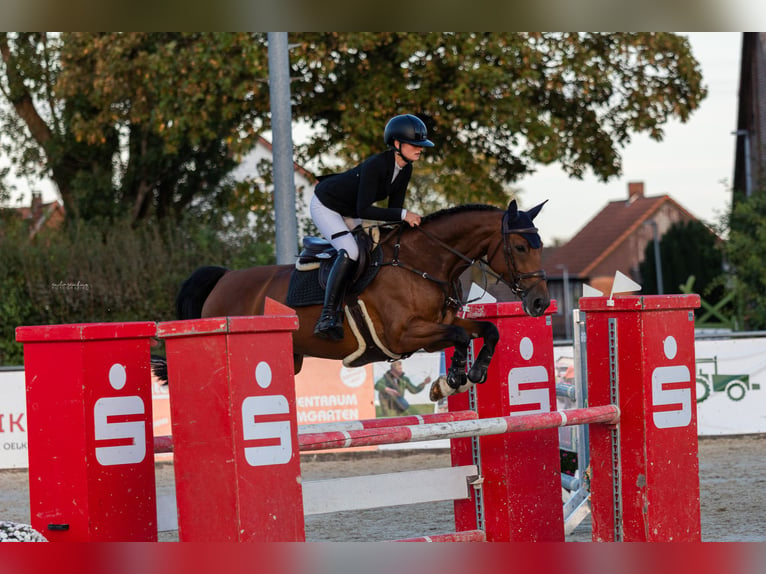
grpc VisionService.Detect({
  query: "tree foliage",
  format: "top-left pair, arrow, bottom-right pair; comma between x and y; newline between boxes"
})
639,219 -> 724,303
0,32 -> 706,223
726,191 -> 766,330
0,32 -> 270,225
290,32 -> 706,205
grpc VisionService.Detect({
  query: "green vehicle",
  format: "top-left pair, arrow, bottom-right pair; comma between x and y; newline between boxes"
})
695,356 -> 758,403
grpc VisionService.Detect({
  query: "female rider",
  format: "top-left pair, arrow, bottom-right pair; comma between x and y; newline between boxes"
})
309,114 -> 434,340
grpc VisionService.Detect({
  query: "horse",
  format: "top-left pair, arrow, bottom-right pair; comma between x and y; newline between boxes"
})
170,199 -> 550,401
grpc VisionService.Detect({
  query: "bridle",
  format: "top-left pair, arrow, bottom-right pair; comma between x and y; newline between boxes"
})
485,211 -> 547,298
376,212 -> 546,309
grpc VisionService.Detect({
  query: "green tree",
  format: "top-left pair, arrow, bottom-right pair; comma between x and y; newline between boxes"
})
726,191 -> 766,330
290,32 -> 706,205
639,220 -> 724,303
1,33 -> 706,222
0,32 -> 270,225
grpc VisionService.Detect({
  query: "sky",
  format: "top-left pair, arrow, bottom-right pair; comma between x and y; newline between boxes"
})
519,32 -> 742,245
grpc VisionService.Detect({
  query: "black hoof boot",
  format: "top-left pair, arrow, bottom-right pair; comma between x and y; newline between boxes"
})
447,365 -> 467,390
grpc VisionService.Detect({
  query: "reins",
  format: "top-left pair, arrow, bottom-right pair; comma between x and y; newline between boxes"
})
375,224 -> 466,310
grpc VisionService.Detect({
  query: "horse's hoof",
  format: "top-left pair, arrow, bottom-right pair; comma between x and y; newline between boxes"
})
430,376 -> 476,402
429,377 -> 450,402
468,366 -> 488,384
447,370 -> 467,390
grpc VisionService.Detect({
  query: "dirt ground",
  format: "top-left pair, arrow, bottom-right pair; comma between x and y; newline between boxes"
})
1,435 -> 764,542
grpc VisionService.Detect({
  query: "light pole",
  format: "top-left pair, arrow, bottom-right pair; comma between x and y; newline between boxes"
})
556,264 -> 572,340
268,32 -> 299,265
733,129 -> 752,198
644,219 -> 663,295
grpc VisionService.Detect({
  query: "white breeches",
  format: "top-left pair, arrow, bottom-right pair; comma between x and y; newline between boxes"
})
310,195 -> 361,261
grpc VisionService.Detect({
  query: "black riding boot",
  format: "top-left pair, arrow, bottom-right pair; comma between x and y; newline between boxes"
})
314,249 -> 356,341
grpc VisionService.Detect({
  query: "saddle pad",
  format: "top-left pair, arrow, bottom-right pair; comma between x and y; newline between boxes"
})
285,247 -> 383,308
286,268 -> 325,307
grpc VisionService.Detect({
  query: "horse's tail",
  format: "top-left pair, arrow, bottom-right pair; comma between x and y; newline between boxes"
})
175,265 -> 229,319
150,355 -> 168,385
152,266 -> 228,386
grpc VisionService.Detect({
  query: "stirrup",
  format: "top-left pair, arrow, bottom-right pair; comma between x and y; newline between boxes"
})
314,313 -> 344,341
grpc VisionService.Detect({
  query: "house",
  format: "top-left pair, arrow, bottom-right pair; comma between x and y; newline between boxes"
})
541,182 -> 699,339
732,32 -> 766,202
231,135 -> 317,237
2,191 -> 65,239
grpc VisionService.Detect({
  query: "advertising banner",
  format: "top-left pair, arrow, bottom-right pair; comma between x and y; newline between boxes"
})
694,337 -> 766,435
294,357 -> 374,425
0,368 -> 27,469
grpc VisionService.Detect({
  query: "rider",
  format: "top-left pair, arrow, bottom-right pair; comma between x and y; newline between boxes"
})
310,114 -> 434,340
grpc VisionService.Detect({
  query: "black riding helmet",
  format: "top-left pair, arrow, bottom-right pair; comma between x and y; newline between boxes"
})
384,114 -> 435,148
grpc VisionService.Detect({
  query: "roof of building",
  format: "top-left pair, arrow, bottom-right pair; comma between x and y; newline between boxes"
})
541,187 -> 697,278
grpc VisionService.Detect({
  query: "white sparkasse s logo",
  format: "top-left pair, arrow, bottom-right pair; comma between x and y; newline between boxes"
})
340,366 -> 366,388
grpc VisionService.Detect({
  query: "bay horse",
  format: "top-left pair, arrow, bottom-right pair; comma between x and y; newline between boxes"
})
172,199 -> 549,401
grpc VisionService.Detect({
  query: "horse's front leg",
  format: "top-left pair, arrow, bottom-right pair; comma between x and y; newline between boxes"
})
391,319 -> 473,398
451,318 -> 499,385
445,332 -> 470,391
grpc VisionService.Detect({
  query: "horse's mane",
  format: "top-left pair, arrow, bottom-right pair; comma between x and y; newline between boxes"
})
420,203 -> 502,226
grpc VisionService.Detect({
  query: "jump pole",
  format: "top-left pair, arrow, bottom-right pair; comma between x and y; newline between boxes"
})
152,411 -> 481,454
582,294 -> 702,542
298,405 -> 619,450
297,410 -> 479,434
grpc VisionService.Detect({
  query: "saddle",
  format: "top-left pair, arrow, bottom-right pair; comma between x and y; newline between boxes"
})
286,226 -> 380,306
287,224 -> 413,368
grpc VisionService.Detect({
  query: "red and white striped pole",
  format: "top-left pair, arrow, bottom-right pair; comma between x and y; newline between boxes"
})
298,405 -> 619,451
297,410 -> 478,435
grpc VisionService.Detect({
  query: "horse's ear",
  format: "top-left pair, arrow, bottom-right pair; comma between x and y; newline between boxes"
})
526,199 -> 548,221
507,199 -> 519,218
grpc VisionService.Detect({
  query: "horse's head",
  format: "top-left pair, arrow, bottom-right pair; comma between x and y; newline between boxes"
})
488,199 -> 550,317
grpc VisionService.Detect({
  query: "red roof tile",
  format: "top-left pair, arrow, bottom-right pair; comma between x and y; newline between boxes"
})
542,194 -> 695,278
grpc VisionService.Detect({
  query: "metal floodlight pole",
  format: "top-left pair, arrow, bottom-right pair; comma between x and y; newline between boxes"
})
557,264 -> 572,340
268,32 -> 299,265
644,219 -> 664,295
733,129 -> 752,198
